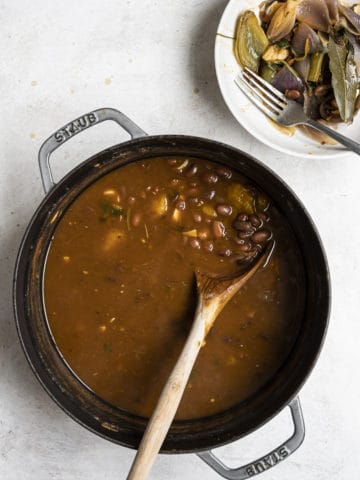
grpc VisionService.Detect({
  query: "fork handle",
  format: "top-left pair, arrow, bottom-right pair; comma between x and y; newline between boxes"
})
305,119 -> 360,155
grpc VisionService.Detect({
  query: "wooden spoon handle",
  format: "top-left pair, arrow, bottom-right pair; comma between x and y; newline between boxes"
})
126,299 -> 212,480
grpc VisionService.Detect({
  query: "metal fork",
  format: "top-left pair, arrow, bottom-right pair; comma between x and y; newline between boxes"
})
235,67 -> 360,155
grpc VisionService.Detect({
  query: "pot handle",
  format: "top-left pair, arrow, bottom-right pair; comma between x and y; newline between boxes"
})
197,396 -> 304,479
38,108 -> 147,193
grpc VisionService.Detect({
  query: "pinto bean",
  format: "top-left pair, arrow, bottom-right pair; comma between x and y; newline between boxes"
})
216,166 -> 232,179
203,190 -> 215,200
169,192 -> 179,202
285,89 -> 301,100
193,213 -> 202,223
238,241 -> 253,252
233,221 -> 254,233
185,164 -> 198,177
167,158 -> 179,166
203,240 -> 214,253
236,213 -> 248,222
218,248 -> 232,257
252,230 -> 271,244
213,221 -> 226,238
237,230 -> 254,239
127,196 -> 136,206
175,200 -> 186,211
131,212 -> 142,227
234,237 -> 245,245
314,84 -> 331,97
257,212 -> 270,222
189,238 -> 201,249
248,214 -> 262,228
186,188 -> 200,197
202,172 -> 218,185
216,204 -> 233,216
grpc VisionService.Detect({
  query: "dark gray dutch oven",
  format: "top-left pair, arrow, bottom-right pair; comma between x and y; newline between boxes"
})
13,108 -> 330,479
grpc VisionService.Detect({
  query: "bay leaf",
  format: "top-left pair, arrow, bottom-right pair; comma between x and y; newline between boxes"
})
328,36 -> 358,123
347,33 -> 360,76
345,46 -> 358,122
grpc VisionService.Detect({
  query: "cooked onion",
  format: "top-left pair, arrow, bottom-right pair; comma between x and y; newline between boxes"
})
292,23 -> 322,55
294,57 -> 310,81
338,3 -> 360,34
267,0 -> 298,42
296,0 -> 331,32
271,66 -> 304,93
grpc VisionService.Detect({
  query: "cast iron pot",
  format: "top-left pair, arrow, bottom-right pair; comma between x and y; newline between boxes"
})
14,108 -> 330,479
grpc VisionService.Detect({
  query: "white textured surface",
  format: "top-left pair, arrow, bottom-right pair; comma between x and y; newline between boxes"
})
0,1 -> 359,479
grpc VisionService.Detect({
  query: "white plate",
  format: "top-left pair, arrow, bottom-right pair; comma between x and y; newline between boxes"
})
215,0 -> 359,158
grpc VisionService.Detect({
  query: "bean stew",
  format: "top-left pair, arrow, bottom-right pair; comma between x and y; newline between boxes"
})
44,157 -> 305,419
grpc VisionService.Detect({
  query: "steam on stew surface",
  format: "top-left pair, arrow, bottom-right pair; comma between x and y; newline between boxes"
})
44,157 -> 304,419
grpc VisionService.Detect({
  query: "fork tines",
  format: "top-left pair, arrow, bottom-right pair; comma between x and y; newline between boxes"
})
235,67 -> 288,121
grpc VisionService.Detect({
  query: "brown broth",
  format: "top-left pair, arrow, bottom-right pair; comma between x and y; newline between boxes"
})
44,157 -> 305,419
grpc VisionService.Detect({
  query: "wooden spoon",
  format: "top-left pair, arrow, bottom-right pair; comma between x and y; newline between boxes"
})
126,241 -> 274,480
